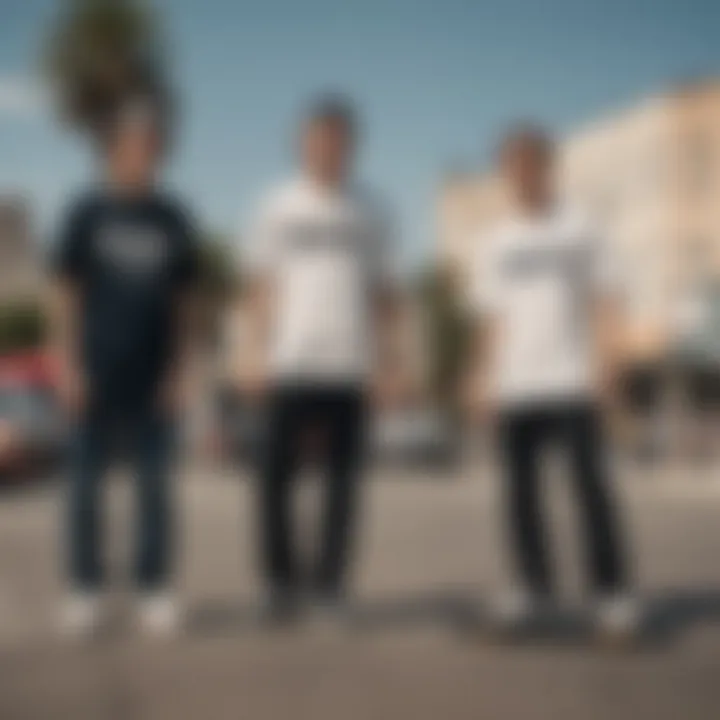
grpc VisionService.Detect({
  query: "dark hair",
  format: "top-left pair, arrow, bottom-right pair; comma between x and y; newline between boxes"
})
496,122 -> 555,164
302,93 -> 359,139
97,85 -> 175,157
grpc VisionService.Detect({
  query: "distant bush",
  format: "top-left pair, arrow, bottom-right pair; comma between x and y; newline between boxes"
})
416,265 -> 472,409
198,236 -> 239,301
0,301 -> 48,354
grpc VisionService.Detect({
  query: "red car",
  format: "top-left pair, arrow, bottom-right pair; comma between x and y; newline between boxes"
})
0,351 -> 65,480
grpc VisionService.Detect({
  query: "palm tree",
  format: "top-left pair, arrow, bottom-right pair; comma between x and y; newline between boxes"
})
42,0 -> 166,135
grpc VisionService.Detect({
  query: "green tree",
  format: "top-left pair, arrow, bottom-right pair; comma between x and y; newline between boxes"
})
43,0 -> 165,135
193,233 -> 242,347
198,233 -> 241,303
0,301 -> 48,354
415,265 -> 472,410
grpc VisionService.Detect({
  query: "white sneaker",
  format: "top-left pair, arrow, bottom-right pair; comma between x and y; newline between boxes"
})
136,593 -> 181,637
306,592 -> 351,634
489,589 -> 546,632
59,592 -> 105,639
595,594 -> 642,644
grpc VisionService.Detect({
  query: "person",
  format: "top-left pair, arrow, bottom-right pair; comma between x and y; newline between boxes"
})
242,94 -> 397,622
51,93 -> 200,638
462,124 -> 639,642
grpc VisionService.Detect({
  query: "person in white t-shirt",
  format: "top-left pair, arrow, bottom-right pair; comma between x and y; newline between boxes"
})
242,95 -> 396,621
463,124 -> 639,642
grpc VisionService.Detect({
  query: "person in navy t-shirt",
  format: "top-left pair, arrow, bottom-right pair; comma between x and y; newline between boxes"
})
51,95 -> 200,638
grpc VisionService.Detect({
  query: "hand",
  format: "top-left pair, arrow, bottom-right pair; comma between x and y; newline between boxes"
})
58,364 -> 86,417
371,374 -> 409,411
458,373 -> 495,426
157,371 -> 192,417
596,363 -> 621,416
237,364 -> 269,404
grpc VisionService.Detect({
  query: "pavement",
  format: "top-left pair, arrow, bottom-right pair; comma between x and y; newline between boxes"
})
2,457 -> 720,719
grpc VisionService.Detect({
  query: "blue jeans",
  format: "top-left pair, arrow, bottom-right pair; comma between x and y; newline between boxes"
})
67,397 -> 175,592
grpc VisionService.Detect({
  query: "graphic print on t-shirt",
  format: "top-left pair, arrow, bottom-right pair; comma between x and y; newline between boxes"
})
54,191 -> 200,396
500,239 -> 596,347
96,222 -> 170,278
248,178 -> 392,382
283,220 -> 362,254
501,241 -> 592,279
470,209 -> 615,407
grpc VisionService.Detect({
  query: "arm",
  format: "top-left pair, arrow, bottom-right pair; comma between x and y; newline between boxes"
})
49,279 -> 85,414
159,209 -> 203,415
49,201 -> 90,415
591,226 -> 626,410
594,294 -> 624,410
371,283 -> 407,407
235,194 -> 281,400
460,230 -> 502,421
239,274 -> 274,399
367,200 -> 408,407
159,289 -> 200,415
460,315 -> 498,423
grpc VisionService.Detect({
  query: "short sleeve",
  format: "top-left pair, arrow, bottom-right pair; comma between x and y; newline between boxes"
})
468,230 -> 503,315
244,195 -> 283,277
52,200 -> 93,282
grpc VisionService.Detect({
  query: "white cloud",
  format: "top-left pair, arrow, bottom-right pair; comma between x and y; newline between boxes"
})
0,77 -> 45,118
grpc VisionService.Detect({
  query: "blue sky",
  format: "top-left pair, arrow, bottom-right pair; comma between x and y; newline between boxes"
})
1,0 -> 719,264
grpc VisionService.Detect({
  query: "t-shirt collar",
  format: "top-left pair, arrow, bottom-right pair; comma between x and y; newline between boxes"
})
298,173 -> 352,201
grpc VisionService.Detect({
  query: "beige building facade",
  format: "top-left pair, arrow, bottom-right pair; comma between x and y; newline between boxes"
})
438,80 -> 720,363
0,195 -> 38,302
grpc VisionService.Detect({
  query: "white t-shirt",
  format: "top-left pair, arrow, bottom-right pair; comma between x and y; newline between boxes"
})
469,207 -> 618,407
246,177 -> 393,383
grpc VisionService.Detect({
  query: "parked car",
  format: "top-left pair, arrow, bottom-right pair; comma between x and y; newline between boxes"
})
0,352 -> 67,482
209,382 -> 460,471
372,407 -> 461,470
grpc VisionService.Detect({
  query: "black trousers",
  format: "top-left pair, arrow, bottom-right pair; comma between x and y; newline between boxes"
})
497,401 -> 627,596
258,384 -> 367,595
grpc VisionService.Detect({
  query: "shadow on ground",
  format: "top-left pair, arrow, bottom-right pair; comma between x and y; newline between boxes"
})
645,587 -> 720,643
184,587 -> 720,651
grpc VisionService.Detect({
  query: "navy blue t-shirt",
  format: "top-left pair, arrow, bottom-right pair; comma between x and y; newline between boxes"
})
54,190 -> 200,401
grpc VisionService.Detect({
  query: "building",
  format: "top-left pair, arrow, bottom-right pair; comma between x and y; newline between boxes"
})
438,79 -> 720,363
0,195 -> 38,302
